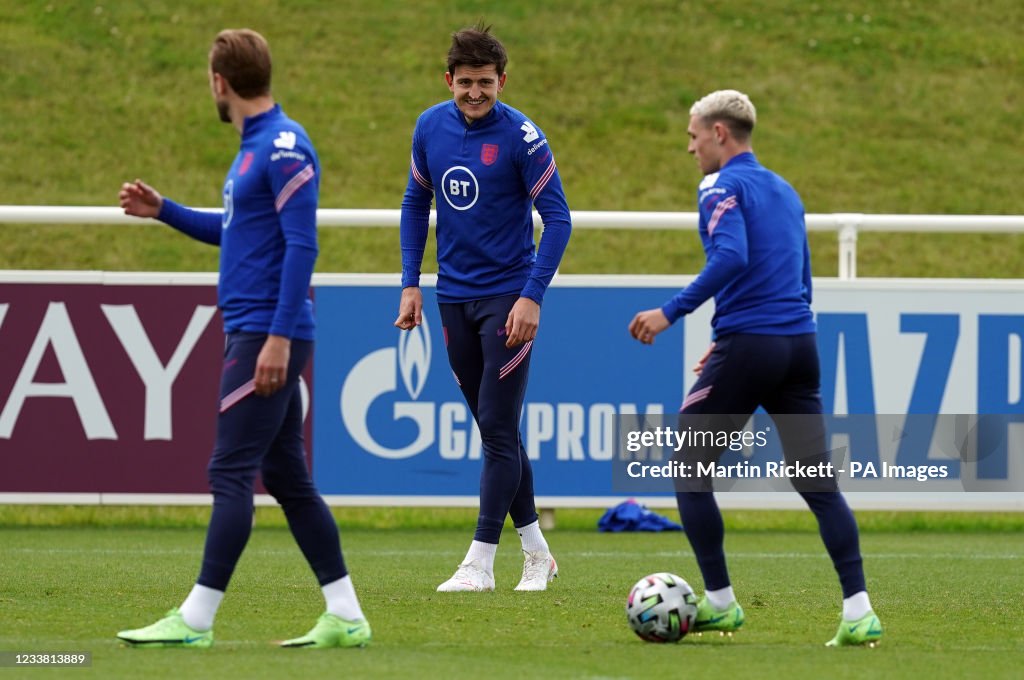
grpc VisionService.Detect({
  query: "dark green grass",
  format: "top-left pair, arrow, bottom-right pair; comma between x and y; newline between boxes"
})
1,510 -> 1022,679
0,1 -> 1022,276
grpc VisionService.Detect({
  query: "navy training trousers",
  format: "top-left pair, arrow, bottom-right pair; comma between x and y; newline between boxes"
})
674,333 -> 867,598
198,332 -> 346,591
439,294 -> 539,544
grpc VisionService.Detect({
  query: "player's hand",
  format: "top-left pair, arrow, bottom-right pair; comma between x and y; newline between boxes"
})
394,286 -> 423,330
254,334 -> 290,397
119,179 -> 163,219
505,297 -> 539,348
628,308 -> 670,345
693,342 -> 716,375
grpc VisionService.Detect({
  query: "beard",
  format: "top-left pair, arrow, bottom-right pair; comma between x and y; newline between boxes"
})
216,99 -> 231,123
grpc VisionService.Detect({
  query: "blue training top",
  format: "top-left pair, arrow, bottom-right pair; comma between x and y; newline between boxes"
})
661,152 -> 816,337
400,100 -> 572,304
157,104 -> 319,340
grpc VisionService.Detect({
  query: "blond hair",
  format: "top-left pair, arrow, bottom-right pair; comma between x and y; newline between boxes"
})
690,89 -> 756,140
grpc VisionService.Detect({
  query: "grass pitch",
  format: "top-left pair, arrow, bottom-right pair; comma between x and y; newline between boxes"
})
1,1 -> 1022,278
1,509 -> 1022,679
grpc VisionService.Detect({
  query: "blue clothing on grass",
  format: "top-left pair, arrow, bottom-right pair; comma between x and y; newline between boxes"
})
155,105 -> 343,591
663,151 -> 866,600
439,295 -> 538,543
400,99 -> 572,544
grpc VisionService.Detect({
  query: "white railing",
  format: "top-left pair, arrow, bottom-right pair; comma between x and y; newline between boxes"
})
2,206 -> 1023,280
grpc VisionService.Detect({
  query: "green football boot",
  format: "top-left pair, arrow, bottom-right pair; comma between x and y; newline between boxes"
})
117,608 -> 213,648
281,612 -> 371,649
693,596 -> 745,635
826,611 -> 883,647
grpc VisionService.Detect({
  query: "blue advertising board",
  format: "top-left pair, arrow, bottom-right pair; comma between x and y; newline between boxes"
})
312,277 -> 1024,501
2,272 -> 1019,507
312,281 -> 684,498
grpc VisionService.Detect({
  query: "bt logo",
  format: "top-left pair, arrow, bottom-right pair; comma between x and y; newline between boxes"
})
441,165 -> 479,211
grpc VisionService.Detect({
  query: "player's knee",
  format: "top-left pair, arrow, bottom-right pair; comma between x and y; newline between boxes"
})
261,467 -> 316,504
261,469 -> 284,500
261,466 -> 297,502
207,466 -> 255,499
476,412 -> 517,441
478,436 -> 520,463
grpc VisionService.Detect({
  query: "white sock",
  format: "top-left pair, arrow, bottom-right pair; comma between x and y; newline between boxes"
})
706,586 -> 736,611
464,540 -> 497,574
179,584 -> 224,632
843,591 -> 873,621
322,575 -> 365,622
516,520 -> 550,554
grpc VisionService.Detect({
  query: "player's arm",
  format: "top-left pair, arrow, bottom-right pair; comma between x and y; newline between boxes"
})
506,126 -> 572,347
396,122 -> 433,331
659,190 -> 748,324
119,179 -> 222,245
259,138 -> 319,395
801,225 -> 813,305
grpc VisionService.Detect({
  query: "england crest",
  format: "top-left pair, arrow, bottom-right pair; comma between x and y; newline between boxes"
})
481,143 -> 499,166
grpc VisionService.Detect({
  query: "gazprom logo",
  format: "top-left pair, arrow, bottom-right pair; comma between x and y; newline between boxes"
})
339,315 -> 436,459
335,306 -> 662,463
398,317 -> 430,400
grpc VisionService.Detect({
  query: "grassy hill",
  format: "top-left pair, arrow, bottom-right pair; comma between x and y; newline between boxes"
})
0,0 -> 1021,276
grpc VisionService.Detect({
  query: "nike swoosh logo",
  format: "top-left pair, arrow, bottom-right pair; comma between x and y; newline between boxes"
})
183,635 -> 205,643
703,614 -> 728,625
346,627 -> 363,635
847,623 -> 862,633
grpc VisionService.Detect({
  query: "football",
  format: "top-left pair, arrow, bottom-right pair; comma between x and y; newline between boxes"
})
625,572 -> 699,642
